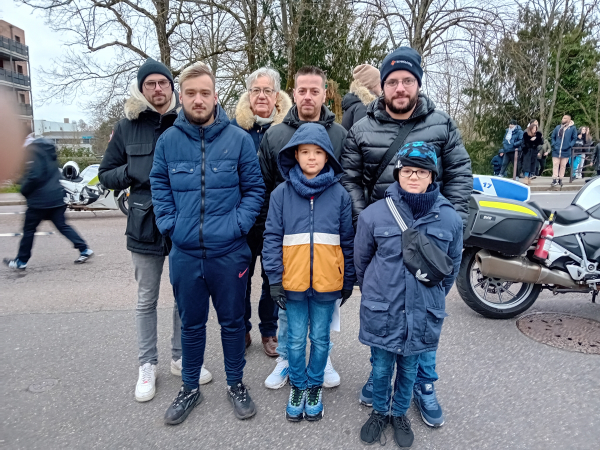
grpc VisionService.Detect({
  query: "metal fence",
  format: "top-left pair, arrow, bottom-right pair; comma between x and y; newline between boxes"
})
568,146 -> 597,183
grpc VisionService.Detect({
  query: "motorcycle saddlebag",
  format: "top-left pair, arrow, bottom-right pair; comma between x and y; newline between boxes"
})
463,194 -> 544,256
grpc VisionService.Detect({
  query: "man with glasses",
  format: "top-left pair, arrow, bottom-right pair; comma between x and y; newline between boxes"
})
99,58 -> 212,403
341,47 -> 472,429
231,67 -> 292,357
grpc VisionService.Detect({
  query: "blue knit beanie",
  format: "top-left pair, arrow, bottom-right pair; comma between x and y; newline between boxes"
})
380,47 -> 423,88
137,58 -> 174,92
393,141 -> 438,180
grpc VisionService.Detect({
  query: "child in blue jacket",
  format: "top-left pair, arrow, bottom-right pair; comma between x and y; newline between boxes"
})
355,142 -> 462,448
262,122 -> 355,422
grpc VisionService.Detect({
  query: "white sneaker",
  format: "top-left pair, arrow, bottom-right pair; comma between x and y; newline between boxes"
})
135,363 -> 157,402
323,356 -> 340,388
265,356 -> 289,389
170,358 -> 213,385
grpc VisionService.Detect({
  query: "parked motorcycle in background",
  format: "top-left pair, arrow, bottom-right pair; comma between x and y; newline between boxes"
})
60,162 -> 128,215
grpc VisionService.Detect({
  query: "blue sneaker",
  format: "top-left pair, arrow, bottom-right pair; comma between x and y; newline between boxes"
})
3,258 -> 27,270
286,385 -> 305,422
75,248 -> 94,264
359,371 -> 373,406
413,382 -> 444,427
305,385 -> 323,421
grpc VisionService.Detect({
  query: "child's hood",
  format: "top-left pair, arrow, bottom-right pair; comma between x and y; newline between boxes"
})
277,122 -> 344,181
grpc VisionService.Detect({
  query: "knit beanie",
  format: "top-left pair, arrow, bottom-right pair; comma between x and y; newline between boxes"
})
393,141 -> 438,181
137,58 -> 174,92
380,47 -> 423,88
353,64 -> 382,95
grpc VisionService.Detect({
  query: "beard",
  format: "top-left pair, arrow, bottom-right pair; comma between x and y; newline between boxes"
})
151,93 -> 170,108
185,104 -> 214,126
384,90 -> 419,116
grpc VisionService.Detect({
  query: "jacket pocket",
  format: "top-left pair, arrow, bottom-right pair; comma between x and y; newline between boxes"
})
126,197 -> 159,243
361,300 -> 390,337
374,227 -> 402,257
422,307 -> 448,344
425,227 -> 453,253
125,143 -> 153,185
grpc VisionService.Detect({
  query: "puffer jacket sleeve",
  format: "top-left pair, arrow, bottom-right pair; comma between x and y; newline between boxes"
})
262,186 -> 284,285
443,211 -> 464,295
236,133 -> 265,234
440,119 -> 472,227
340,127 -> 366,223
98,121 -> 131,190
149,134 -> 175,236
340,191 -> 356,289
19,146 -> 44,198
513,128 -> 524,150
354,210 -> 376,289
256,131 -> 277,231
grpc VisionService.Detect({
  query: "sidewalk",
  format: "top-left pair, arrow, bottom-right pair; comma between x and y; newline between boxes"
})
0,193 -> 26,206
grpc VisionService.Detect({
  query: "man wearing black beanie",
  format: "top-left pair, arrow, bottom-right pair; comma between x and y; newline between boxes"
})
341,46 -> 472,431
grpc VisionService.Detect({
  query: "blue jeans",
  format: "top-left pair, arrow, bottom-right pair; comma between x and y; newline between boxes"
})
371,347 -> 420,416
369,349 -> 438,385
276,308 -> 334,360
285,296 -> 336,389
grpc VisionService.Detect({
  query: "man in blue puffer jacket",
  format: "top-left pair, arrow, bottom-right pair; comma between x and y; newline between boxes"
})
150,63 -> 265,425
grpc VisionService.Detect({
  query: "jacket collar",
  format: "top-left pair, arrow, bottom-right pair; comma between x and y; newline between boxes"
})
367,93 -> 435,124
282,104 -> 337,129
173,104 -> 230,142
124,81 -> 179,121
234,90 -> 292,131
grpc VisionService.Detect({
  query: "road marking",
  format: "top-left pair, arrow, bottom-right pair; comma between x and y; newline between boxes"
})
0,232 -> 55,237
531,192 -> 578,196
0,212 -> 25,215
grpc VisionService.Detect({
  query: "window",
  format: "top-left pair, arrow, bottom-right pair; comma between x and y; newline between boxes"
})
0,60 -> 3,69
17,65 -> 23,74
15,36 -> 21,43
19,93 -> 25,103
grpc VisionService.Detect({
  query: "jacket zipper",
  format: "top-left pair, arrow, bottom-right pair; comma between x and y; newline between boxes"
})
199,128 -> 206,258
310,196 -> 314,290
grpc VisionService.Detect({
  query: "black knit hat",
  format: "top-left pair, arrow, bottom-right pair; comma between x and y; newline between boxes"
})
137,58 -> 174,92
380,47 -> 423,88
393,141 -> 439,181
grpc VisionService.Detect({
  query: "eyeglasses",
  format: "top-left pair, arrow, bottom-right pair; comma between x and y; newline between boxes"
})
143,80 -> 171,90
384,78 -> 417,89
399,168 -> 431,179
249,87 -> 275,97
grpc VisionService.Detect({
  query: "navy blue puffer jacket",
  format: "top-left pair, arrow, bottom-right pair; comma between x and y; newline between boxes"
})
150,106 -> 265,258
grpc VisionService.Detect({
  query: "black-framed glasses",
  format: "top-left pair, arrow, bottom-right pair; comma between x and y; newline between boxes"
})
384,78 -> 417,89
249,87 -> 275,97
143,80 -> 171,90
399,168 -> 431,179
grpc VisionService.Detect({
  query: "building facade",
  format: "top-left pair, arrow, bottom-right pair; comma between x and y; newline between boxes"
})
34,119 -> 94,151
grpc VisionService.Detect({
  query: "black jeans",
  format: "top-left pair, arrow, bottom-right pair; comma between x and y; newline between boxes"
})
244,226 -> 279,337
17,205 -> 87,263
500,151 -> 523,177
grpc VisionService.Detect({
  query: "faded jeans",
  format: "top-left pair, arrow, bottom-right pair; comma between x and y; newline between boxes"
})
276,308 -> 334,361
131,252 -> 182,366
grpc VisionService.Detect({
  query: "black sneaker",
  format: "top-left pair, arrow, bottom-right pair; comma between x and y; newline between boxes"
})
360,410 -> 389,445
227,382 -> 256,420
164,385 -> 203,425
392,415 -> 414,448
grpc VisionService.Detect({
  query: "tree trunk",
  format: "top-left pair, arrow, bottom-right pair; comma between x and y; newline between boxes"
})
154,0 -> 172,71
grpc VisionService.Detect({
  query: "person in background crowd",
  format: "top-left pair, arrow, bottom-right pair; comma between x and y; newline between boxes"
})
550,114 -> 577,187
499,120 -> 523,178
573,126 -> 594,179
491,150 -> 503,175
341,46 -> 472,429
536,139 -> 551,177
341,64 -> 382,131
520,122 -> 543,185
231,67 -> 292,357
150,63 -> 264,425
259,66 -> 348,392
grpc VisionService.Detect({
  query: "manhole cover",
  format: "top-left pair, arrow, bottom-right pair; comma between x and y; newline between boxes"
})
28,379 -> 59,393
516,313 -> 600,354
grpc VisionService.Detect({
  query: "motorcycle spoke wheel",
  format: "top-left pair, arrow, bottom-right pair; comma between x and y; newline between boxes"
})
470,265 -> 534,310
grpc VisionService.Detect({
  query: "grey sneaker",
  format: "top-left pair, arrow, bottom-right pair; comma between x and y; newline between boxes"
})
227,382 -> 256,420
164,385 -> 203,425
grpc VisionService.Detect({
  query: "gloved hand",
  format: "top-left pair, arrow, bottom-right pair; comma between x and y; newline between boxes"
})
270,283 -> 287,310
340,288 -> 353,307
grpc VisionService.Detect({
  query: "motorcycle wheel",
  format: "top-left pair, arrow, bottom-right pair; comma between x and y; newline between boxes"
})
118,194 -> 129,216
456,247 -> 542,319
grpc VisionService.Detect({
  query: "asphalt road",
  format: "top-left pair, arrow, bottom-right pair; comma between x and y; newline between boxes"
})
1,191 -> 599,450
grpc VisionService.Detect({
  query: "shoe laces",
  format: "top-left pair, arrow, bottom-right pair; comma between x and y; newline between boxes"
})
419,388 -> 440,410
366,412 -> 388,446
172,386 -> 196,407
273,357 -> 288,372
289,386 -> 305,407
324,357 -> 335,374
140,364 -> 154,384
230,382 -> 248,403
393,415 -> 411,433
306,386 -> 322,406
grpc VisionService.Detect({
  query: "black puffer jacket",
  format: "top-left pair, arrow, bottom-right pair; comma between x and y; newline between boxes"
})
341,94 -> 472,226
20,138 -> 65,209
257,104 -> 347,229
99,91 -> 179,256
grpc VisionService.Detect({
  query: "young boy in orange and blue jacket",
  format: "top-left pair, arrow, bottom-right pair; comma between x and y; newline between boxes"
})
262,122 -> 355,422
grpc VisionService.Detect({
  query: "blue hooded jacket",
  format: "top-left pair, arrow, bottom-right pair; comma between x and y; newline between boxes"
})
262,123 -> 356,301
502,125 -> 523,154
551,122 -> 578,158
355,183 -> 462,356
150,105 -> 265,258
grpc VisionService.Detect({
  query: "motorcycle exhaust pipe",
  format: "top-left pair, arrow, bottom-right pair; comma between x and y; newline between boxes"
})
475,250 -> 580,288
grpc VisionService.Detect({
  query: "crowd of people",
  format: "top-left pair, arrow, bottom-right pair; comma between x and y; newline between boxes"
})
4,47 -> 473,448
492,117 -> 600,187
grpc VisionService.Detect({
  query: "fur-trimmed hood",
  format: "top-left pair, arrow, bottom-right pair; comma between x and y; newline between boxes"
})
349,80 -> 378,106
234,90 -> 292,131
124,81 -> 178,121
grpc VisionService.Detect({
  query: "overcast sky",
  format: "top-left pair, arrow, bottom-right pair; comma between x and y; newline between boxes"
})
2,2 -> 89,123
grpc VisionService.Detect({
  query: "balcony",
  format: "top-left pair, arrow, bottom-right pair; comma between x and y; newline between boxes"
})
17,103 -> 33,117
0,36 -> 29,61
0,68 -> 30,89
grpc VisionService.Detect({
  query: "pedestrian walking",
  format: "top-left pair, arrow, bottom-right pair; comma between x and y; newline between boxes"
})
520,123 -> 543,185
98,58 -> 209,403
150,63 -> 264,425
550,114 -> 577,187
259,66 -> 348,391
231,67 -> 292,356
499,120 -> 524,178
262,122 -> 355,422
355,142 -> 462,448
341,64 -> 382,131
3,132 -> 93,270
340,46 -> 472,428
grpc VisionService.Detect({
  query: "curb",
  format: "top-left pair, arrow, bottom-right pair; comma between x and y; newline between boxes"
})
0,200 -> 26,206
530,185 -> 581,192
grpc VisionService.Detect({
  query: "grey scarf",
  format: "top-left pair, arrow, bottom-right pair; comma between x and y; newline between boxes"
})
255,107 -> 277,126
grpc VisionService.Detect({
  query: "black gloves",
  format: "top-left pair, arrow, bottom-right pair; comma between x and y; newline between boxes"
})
270,283 -> 287,310
340,288 -> 353,307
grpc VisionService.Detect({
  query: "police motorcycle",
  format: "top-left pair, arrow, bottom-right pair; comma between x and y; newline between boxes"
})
60,161 -> 129,215
457,175 -> 600,318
